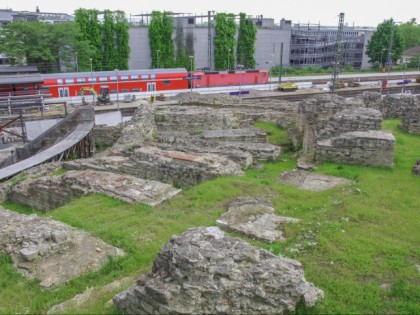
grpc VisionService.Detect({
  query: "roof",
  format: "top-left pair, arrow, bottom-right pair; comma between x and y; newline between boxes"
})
404,46 -> 420,57
0,74 -> 43,85
0,66 -> 39,74
41,68 -> 188,79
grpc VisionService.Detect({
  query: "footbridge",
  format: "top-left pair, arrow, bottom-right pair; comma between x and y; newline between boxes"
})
0,106 -> 95,181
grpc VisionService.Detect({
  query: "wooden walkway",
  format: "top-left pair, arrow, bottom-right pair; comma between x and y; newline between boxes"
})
0,108 -> 94,181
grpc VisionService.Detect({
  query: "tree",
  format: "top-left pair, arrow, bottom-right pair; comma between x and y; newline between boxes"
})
366,19 -> 405,69
149,11 -> 175,68
214,13 -> 237,70
399,18 -> 420,49
0,21 -> 92,73
114,10 -> 130,70
237,12 -> 257,69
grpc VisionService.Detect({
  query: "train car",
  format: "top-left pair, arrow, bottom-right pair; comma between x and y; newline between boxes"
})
39,68 -> 189,98
192,69 -> 269,88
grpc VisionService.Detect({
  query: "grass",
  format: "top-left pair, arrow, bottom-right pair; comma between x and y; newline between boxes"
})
1,120 -> 420,314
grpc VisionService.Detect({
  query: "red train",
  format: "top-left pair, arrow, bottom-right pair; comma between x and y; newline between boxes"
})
0,68 -> 269,98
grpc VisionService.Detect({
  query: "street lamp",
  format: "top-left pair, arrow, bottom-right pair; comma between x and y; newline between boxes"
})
189,55 -> 194,92
89,58 -> 94,104
156,50 -> 160,68
379,48 -> 385,72
115,69 -> 120,111
228,48 -> 231,71
75,52 -> 78,72
237,64 -> 244,97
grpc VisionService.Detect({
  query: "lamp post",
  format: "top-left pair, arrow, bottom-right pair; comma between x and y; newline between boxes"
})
268,53 -> 273,91
89,58 -> 94,104
379,48 -> 385,72
75,52 -> 78,72
156,50 -> 160,68
228,48 -> 231,71
237,64 -> 244,97
115,69 -> 120,111
189,55 -> 194,92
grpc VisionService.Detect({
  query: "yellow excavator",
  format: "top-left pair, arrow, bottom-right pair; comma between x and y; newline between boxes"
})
80,86 -> 113,105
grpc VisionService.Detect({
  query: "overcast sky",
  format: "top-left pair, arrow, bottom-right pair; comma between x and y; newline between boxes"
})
4,0 -> 419,27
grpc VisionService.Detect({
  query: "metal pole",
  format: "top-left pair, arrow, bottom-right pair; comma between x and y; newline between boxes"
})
331,13 -> 345,94
115,69 -> 120,111
402,62 -> 407,94
90,58 -> 94,105
75,52 -> 78,72
189,56 -> 194,92
386,22 -> 395,81
279,42 -> 283,84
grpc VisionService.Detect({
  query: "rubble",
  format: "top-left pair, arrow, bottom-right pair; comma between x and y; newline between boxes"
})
216,197 -> 300,242
0,207 -> 124,287
113,226 -> 324,314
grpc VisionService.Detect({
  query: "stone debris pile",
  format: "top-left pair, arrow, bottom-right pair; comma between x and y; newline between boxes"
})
7,169 -> 181,211
0,207 -> 124,287
216,197 -> 300,242
113,226 -> 324,314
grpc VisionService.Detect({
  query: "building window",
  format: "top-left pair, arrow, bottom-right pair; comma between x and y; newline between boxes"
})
188,18 -> 195,24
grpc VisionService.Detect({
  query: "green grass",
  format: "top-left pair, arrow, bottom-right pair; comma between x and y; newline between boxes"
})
1,119 -> 420,314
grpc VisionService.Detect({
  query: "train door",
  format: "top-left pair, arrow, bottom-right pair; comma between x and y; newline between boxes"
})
58,87 -> 69,97
147,82 -> 156,92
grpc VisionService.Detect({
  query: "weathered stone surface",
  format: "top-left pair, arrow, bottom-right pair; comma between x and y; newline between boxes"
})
279,169 -> 352,191
400,108 -> 420,135
0,207 -> 124,287
315,130 -> 395,167
94,125 -> 123,147
216,197 -> 300,242
7,170 -> 181,211
357,92 -> 420,118
113,226 -> 324,314
64,146 -> 244,188
202,128 -> 268,143
412,160 -> 420,176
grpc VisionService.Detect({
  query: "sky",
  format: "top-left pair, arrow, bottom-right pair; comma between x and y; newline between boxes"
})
3,0 -> 419,27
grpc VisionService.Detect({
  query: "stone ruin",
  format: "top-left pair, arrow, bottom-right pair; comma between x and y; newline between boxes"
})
113,226 -> 324,315
400,108 -> 420,135
412,160 -> 420,176
279,169 -> 352,191
0,206 -> 124,287
7,169 -> 181,211
296,94 -> 396,167
216,197 -> 300,242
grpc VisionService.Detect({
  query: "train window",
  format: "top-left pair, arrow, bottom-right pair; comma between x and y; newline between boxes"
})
76,78 -> 85,83
57,79 -> 63,85
88,77 -> 96,83
150,74 -> 156,79
122,88 -> 129,93
111,89 -> 117,94
132,88 -> 140,92
162,80 -> 170,86
110,76 -> 117,81
121,76 -> 129,81
40,87 -> 50,92
131,75 -> 139,80
141,74 -> 148,80
99,76 -> 107,82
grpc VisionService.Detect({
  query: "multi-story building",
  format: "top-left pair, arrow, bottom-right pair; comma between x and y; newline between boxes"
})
289,23 -> 374,70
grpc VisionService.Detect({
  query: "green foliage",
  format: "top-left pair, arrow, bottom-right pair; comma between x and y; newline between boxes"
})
237,12 -> 257,69
0,21 -> 92,73
75,8 -> 130,71
214,13 -> 237,70
399,18 -> 420,49
366,19 -> 405,68
149,11 -> 176,68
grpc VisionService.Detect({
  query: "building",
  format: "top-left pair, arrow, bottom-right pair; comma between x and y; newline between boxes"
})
0,7 -> 73,24
289,23 -> 374,70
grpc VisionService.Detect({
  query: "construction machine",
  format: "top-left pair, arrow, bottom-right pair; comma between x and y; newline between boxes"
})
80,86 -> 113,105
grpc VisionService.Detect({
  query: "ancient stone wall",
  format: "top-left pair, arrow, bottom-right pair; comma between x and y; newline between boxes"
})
358,92 -> 420,118
93,125 -> 122,147
400,108 -> 420,134
315,130 -> 395,167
